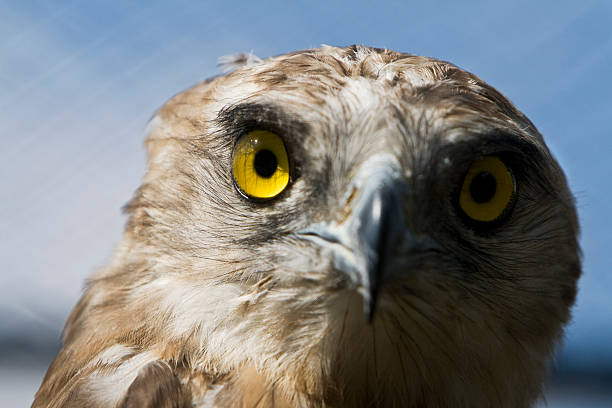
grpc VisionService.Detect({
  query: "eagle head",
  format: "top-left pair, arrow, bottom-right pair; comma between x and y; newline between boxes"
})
34,45 -> 580,408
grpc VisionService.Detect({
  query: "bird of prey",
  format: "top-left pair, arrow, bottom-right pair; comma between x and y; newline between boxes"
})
34,45 -> 580,408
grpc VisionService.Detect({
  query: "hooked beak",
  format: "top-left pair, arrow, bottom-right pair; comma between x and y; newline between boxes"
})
298,155 -> 439,322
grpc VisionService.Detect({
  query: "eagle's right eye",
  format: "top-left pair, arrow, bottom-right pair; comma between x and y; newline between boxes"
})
232,130 -> 290,200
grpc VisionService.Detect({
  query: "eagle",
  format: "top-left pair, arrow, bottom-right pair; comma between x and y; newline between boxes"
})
33,45 -> 581,408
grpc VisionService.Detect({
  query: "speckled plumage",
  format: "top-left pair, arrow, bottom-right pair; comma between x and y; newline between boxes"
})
34,45 -> 580,408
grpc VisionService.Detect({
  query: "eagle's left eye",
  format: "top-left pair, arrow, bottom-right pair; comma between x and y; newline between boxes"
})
458,156 -> 516,223
232,130 -> 290,200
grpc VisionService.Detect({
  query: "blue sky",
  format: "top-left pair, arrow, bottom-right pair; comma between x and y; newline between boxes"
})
1,0 -> 611,376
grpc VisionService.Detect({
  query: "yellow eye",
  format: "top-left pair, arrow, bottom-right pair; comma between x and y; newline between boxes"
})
459,156 -> 515,223
232,130 -> 290,200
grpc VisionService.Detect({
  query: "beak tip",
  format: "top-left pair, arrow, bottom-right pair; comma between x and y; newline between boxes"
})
366,310 -> 375,324
363,290 -> 378,324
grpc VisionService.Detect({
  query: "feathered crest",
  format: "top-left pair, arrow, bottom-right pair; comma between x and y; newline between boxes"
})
217,52 -> 263,73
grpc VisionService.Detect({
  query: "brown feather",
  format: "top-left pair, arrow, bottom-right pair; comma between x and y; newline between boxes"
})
118,361 -> 191,408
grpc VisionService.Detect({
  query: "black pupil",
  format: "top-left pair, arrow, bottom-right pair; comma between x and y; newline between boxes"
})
470,171 -> 497,203
254,149 -> 278,178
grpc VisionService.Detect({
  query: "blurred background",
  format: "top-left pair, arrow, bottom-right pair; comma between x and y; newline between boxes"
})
1,0 -> 611,406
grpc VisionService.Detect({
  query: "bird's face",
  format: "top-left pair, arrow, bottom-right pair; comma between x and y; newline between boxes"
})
134,46 -> 580,403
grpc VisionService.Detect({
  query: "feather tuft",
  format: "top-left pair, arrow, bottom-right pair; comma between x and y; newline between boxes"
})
217,52 -> 263,73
